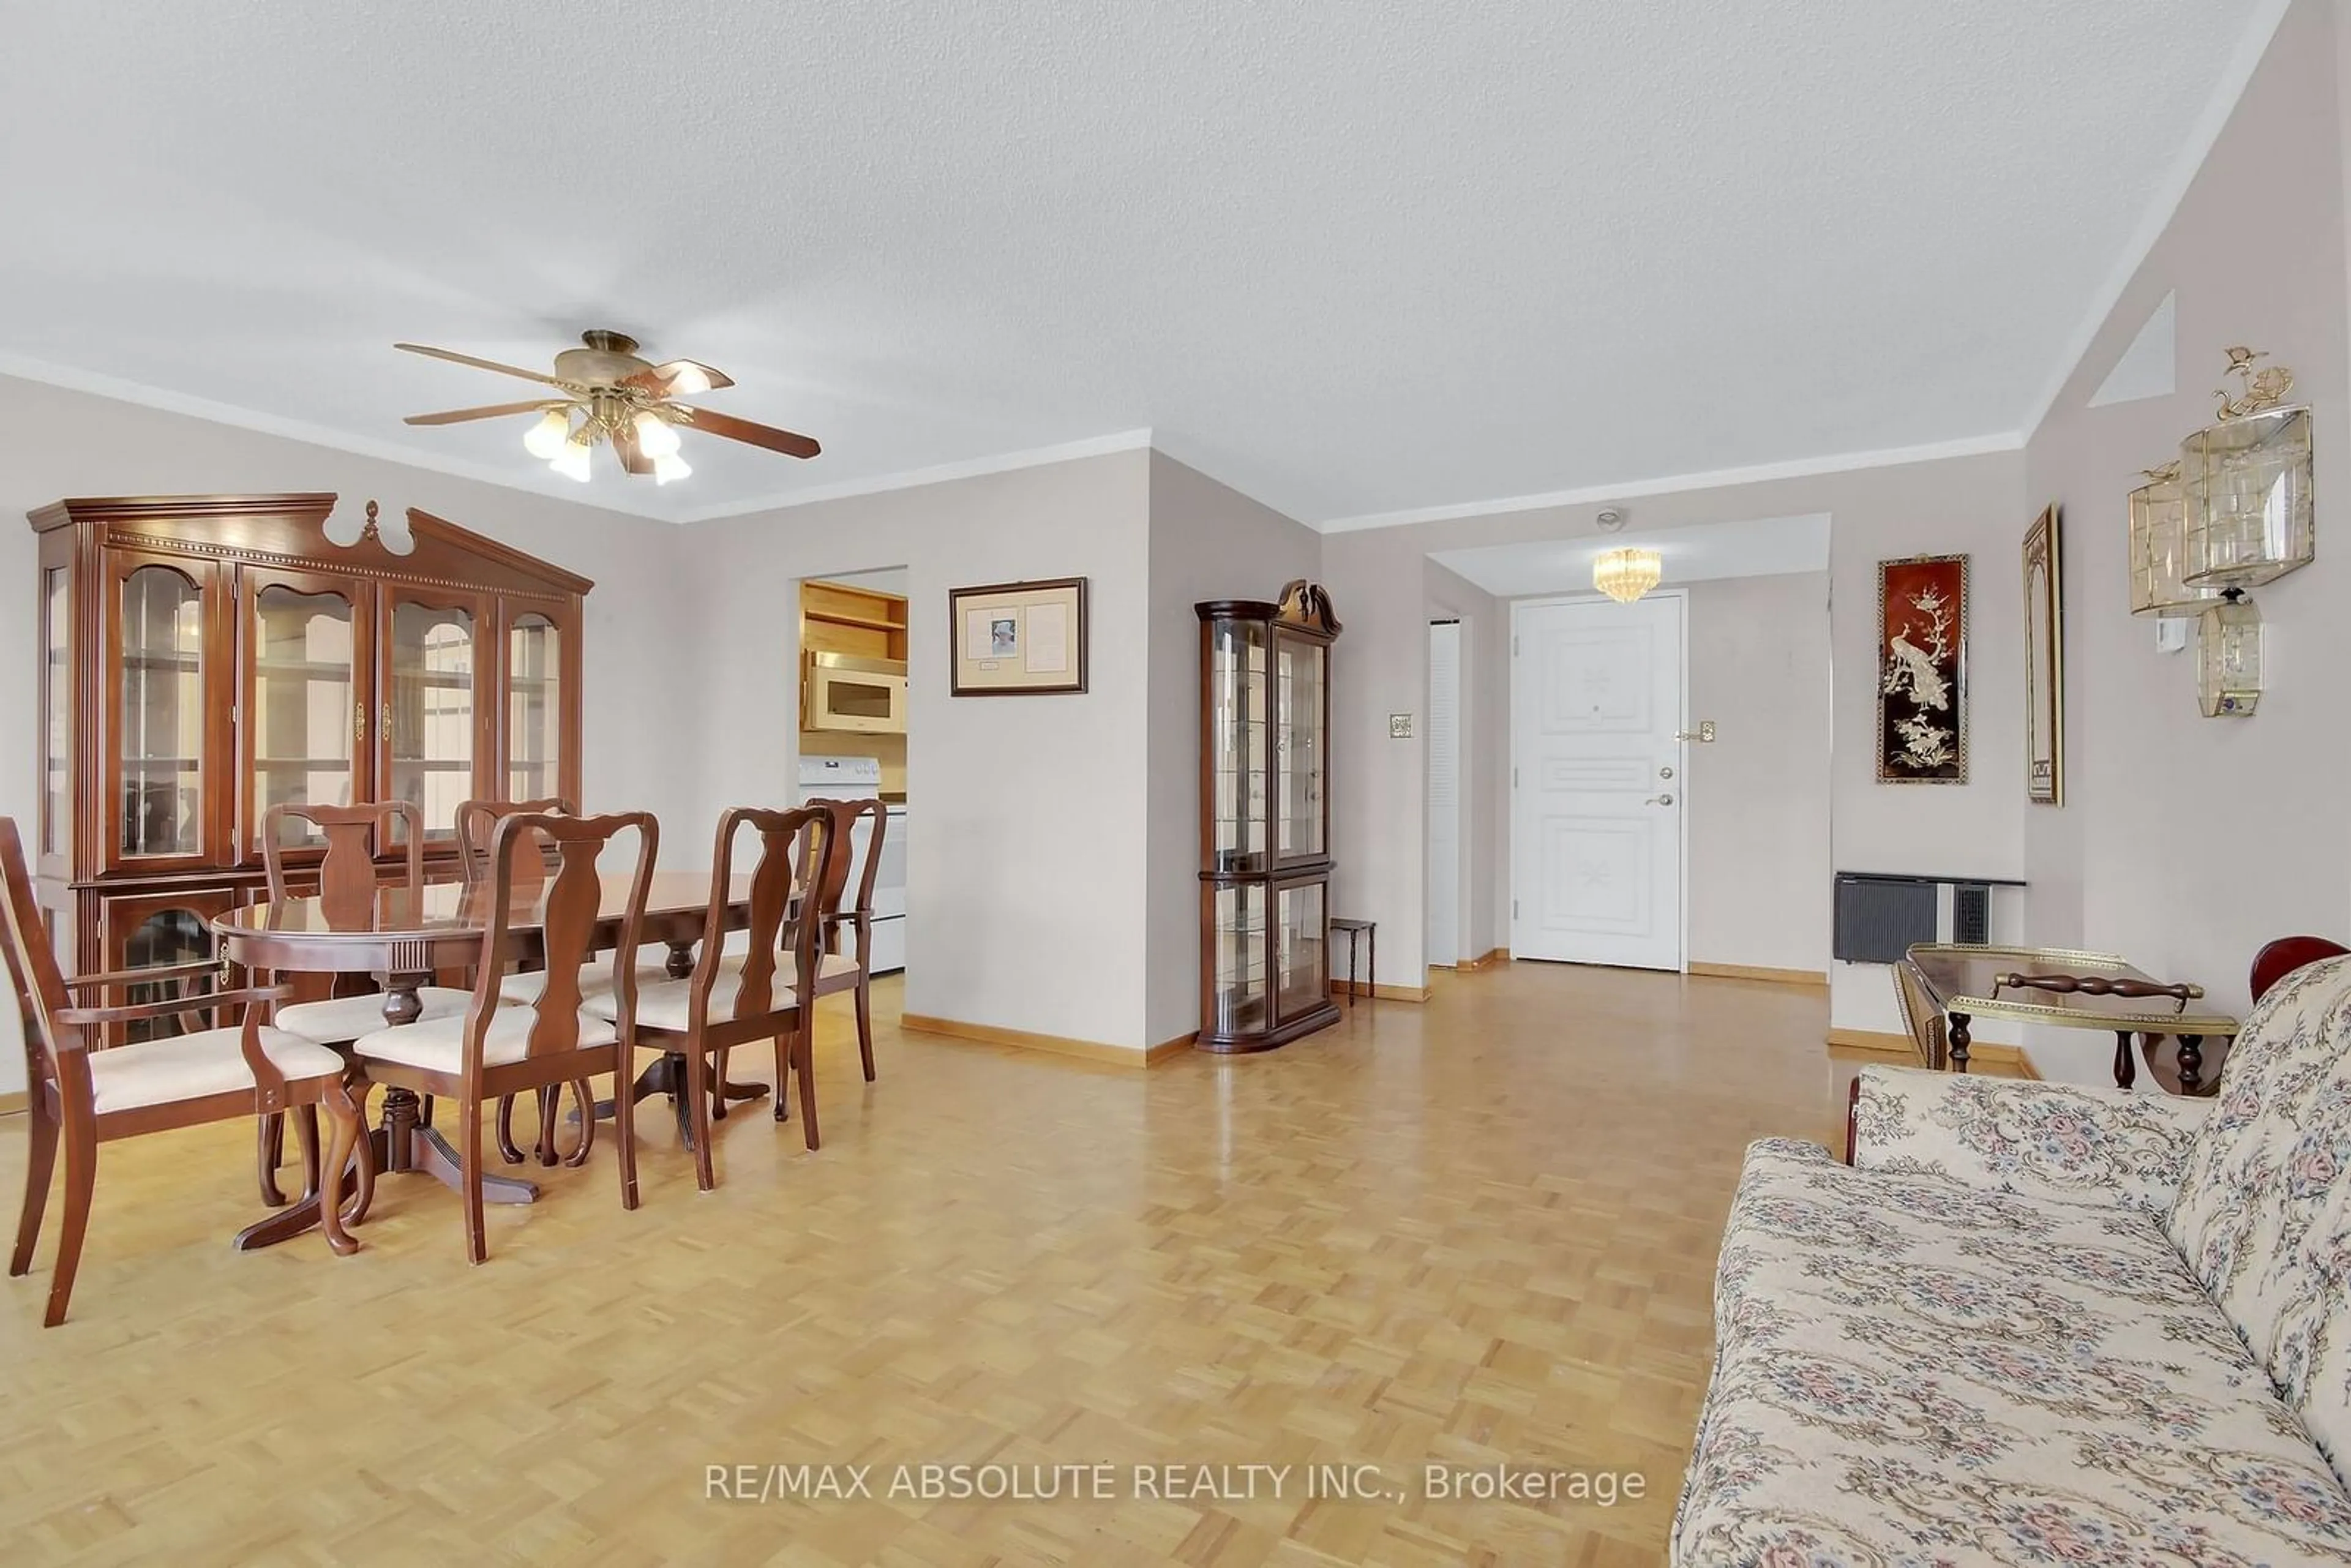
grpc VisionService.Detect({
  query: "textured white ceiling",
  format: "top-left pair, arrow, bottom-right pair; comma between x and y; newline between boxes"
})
1433,514 -> 1830,597
0,2 -> 2274,525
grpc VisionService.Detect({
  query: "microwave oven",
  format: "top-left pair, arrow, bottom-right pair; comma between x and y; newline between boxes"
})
804,651 -> 909,733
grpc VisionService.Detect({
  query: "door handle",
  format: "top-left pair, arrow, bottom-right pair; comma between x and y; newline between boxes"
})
1645,793 -> 1675,807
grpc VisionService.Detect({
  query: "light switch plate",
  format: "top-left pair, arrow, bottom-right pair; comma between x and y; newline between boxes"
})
2156,619 -> 2189,654
1389,713 -> 1414,738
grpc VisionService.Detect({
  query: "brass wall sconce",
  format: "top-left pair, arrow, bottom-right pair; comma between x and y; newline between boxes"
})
2129,348 -> 2314,718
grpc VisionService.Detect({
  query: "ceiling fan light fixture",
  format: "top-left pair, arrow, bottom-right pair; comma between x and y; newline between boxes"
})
1593,547 -> 1663,604
633,411 -> 682,459
652,451 -> 692,486
522,406 -> 573,460
550,432 -> 594,482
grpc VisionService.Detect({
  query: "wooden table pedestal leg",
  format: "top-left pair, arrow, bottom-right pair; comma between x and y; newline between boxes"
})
2113,1030 -> 2137,1090
1947,1011 -> 1971,1074
643,940 -> 767,1121
2178,1034 -> 2204,1096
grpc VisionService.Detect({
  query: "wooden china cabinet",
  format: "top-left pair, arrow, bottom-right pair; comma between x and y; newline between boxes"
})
1195,582 -> 1341,1052
28,493 -> 588,1038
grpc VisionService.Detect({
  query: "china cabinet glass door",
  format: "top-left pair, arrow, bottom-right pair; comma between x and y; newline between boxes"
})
41,566 -> 69,859
245,571 -> 370,856
1273,881 -> 1327,1020
109,556 -> 220,868
504,606 -> 565,801
383,590 -> 488,841
1209,882 -> 1269,1037
103,890 -> 233,1045
1208,619 -> 1269,872
1273,629 -> 1326,863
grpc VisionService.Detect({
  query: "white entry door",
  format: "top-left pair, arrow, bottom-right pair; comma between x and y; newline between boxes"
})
1510,595 -> 1684,969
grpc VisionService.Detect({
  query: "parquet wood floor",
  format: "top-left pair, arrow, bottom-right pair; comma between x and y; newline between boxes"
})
0,963 -> 1869,1566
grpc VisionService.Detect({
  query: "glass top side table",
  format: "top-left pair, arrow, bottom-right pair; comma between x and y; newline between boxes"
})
1900,943 -> 2240,1094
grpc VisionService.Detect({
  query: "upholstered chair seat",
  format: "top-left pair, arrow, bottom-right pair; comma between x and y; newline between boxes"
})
500,962 -> 666,1007
277,988 -> 474,1046
353,1007 -> 619,1076
88,1027 -> 347,1115
595,951 -> 855,1035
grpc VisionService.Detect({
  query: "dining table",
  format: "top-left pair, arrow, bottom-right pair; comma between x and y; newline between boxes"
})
211,869 -> 759,1250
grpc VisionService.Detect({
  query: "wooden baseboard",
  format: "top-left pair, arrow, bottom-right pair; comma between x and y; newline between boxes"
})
899,1013 -> 1187,1068
1333,981 -> 1430,1003
0,1090 -> 24,1118
1431,947 -> 1510,973
1826,1027 -> 2032,1073
1690,961 -> 1829,989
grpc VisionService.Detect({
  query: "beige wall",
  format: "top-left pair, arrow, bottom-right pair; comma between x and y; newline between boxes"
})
1684,571 -> 1833,975
1144,453 -> 1325,1042
0,373 -> 699,1095
1322,451 -> 2028,1035
681,449 -> 1159,1050
2021,0 -> 2351,1081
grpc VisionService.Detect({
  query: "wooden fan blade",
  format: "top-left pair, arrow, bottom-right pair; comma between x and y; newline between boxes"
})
610,419 -> 654,476
403,400 -> 556,427
394,342 -> 568,388
624,358 -> 735,395
678,407 -> 820,459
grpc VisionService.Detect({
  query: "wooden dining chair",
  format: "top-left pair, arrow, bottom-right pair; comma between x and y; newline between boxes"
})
803,797 -> 887,1082
455,796 -> 574,888
255,801 -> 473,1204
347,809 -> 658,1264
587,805 -> 836,1191
0,819 -> 366,1326
459,795 -> 666,1165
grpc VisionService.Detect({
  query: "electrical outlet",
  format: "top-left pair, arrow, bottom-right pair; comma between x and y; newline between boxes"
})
1389,713 -> 1414,738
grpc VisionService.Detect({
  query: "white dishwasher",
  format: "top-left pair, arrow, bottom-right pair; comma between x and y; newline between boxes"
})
796,756 -> 906,976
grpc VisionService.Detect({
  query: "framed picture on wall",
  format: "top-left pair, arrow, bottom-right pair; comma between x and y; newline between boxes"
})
948,577 -> 1089,695
1875,553 -> 1969,784
2023,506 -> 2064,805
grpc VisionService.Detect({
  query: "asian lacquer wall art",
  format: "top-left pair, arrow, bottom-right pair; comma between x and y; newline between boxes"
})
1875,553 -> 1969,784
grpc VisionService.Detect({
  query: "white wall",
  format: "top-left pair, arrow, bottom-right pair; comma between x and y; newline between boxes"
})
1322,451 -> 2028,1032
1684,571 -> 1833,975
1144,452 -> 1324,1042
1424,560 -> 1502,964
0,373 -> 699,1095
682,449 -> 1158,1050
2021,0 -> 2351,1081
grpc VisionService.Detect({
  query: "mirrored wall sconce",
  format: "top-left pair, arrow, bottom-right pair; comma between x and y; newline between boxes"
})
2131,348 -> 2313,718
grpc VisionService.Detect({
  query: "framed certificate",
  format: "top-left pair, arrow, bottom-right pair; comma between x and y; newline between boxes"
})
948,577 -> 1088,696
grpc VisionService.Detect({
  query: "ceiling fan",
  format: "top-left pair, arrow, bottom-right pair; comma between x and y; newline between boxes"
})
396,329 -> 820,484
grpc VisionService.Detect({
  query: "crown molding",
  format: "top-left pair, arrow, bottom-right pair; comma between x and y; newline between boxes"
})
1313,430 -> 2023,535
0,352 -> 671,523
668,429 -> 1155,523
2017,0 -> 2290,441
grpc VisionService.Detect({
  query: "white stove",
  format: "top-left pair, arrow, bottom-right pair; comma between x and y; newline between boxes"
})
795,756 -> 906,975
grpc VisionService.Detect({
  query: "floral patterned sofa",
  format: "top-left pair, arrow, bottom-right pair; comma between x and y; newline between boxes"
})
1673,953 -> 2351,1566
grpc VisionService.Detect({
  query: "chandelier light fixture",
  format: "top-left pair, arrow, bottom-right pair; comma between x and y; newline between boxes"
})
1593,547 -> 1663,603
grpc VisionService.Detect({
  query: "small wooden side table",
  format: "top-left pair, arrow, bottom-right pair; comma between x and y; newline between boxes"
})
1330,918 -> 1376,1010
